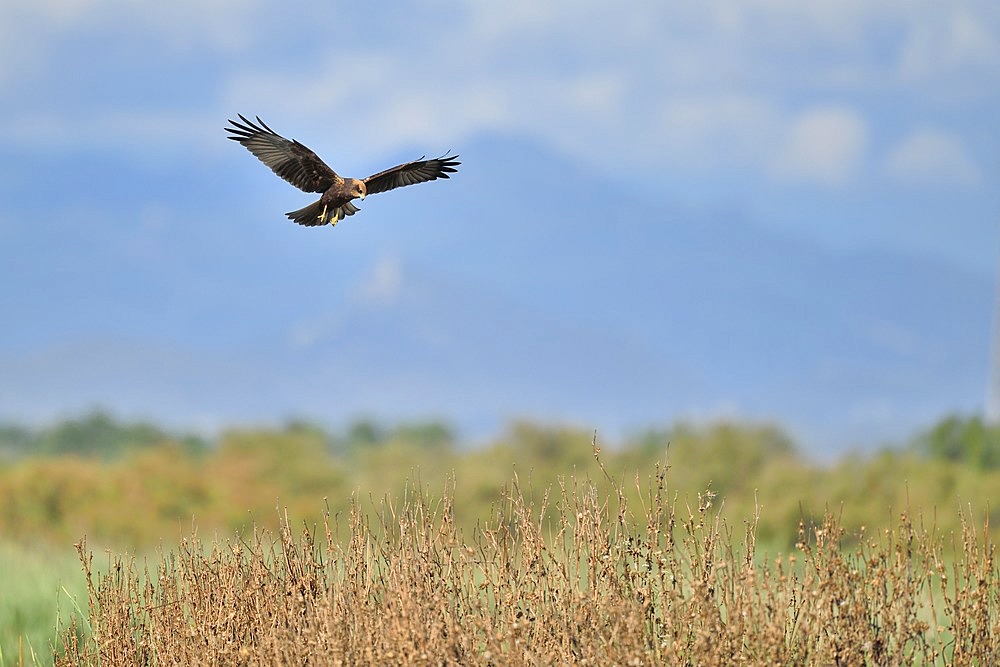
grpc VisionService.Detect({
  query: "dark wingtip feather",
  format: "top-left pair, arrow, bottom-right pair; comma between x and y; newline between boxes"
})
226,114 -> 279,140
254,116 -> 278,135
226,116 -> 258,142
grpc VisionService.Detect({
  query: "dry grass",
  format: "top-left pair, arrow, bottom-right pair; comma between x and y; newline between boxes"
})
57,451 -> 999,666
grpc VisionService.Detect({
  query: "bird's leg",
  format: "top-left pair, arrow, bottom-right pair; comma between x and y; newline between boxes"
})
318,204 -> 328,223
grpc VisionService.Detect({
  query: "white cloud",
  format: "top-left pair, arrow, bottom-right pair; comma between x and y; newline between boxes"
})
899,5 -> 1000,84
214,1 -> 991,182
286,314 -> 344,352
1,109 -> 221,157
355,255 -> 404,308
655,94 -> 780,169
285,255 -> 405,349
771,107 -> 869,187
2,0 -> 997,191
884,128 -> 982,186
0,0 -> 257,47
0,0 -> 259,90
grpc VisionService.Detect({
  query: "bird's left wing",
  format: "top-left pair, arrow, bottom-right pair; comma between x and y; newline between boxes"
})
226,115 -> 340,193
363,155 -> 460,196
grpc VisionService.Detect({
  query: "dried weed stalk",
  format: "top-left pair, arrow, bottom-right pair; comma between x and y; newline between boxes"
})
57,453 -> 999,666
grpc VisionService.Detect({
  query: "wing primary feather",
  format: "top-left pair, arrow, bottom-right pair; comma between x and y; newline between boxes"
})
254,116 -> 279,135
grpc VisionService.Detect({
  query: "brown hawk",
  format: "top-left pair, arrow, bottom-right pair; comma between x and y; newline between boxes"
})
227,115 -> 459,226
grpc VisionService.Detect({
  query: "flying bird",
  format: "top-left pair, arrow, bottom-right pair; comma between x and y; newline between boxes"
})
226,115 -> 460,226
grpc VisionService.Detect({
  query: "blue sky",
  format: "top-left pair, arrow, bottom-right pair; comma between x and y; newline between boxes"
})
1,1 -> 998,451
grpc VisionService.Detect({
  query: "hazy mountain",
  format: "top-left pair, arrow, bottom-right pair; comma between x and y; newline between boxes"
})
0,135 -> 991,453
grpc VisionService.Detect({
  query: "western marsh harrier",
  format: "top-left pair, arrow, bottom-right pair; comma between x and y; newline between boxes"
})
227,115 -> 459,226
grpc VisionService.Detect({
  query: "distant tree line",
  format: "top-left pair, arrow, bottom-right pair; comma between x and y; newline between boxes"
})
911,414 -> 1000,469
2,410 -> 1000,549
1,409 -> 999,470
0,410 -> 455,462
0,411 -> 207,461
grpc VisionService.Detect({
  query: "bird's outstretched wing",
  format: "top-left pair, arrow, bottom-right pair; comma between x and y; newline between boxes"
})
226,115 -> 340,193
363,155 -> 461,196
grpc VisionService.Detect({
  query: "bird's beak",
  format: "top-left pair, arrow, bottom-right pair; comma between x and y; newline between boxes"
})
360,192 -> 366,200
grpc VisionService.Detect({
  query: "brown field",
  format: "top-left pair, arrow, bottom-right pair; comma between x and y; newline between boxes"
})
55,450 -> 999,666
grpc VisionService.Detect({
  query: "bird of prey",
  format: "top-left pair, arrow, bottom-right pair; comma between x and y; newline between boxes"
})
226,115 -> 460,226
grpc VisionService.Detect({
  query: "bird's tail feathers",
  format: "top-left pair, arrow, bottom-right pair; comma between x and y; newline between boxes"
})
286,200 -> 360,227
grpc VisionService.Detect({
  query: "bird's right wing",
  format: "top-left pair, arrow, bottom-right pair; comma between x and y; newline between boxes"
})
226,115 -> 340,193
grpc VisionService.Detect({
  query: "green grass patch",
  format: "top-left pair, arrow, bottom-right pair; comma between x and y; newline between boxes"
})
0,542 -> 89,667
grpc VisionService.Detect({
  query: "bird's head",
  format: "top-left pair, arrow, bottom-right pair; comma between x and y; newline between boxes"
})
350,179 -> 367,200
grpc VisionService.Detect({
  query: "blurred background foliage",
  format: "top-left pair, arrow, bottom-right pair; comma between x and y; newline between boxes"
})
1,410 -> 999,551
